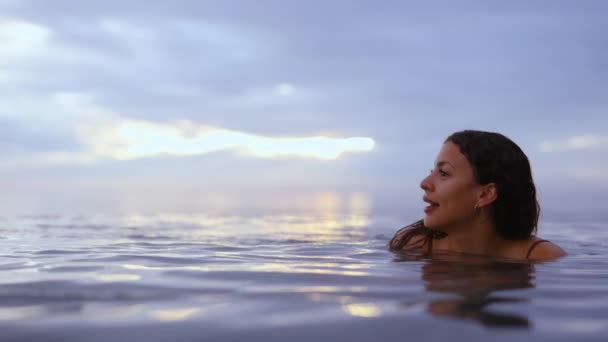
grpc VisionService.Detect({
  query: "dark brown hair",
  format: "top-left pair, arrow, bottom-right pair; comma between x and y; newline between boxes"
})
389,130 -> 540,252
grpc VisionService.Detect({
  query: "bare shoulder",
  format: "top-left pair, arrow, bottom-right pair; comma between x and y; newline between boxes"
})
527,238 -> 566,261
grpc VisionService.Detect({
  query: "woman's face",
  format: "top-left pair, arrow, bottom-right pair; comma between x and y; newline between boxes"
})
420,141 -> 482,230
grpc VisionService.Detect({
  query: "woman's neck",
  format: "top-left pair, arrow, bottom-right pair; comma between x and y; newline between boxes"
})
432,217 -> 504,256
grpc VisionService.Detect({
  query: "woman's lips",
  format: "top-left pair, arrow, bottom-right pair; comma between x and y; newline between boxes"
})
424,205 -> 438,214
423,197 -> 439,214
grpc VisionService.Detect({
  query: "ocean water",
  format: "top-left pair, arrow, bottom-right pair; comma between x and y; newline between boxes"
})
0,211 -> 606,341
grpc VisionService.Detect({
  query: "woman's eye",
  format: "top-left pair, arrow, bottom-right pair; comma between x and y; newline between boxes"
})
430,169 -> 448,176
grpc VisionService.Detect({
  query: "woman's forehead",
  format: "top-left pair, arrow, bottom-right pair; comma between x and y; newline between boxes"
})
435,142 -> 469,167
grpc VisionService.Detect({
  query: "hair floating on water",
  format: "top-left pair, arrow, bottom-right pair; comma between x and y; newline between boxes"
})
388,220 -> 447,253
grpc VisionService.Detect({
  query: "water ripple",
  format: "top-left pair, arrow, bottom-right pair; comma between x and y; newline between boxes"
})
0,214 -> 606,340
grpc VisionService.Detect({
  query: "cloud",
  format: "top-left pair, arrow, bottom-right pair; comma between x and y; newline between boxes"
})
0,19 -> 51,61
539,135 -> 608,152
0,90 -> 375,167
274,83 -> 295,97
3,1 -> 606,142
1,1 -> 608,215
90,119 -> 376,161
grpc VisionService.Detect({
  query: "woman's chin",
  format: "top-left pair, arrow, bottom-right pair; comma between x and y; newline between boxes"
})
423,217 -> 443,230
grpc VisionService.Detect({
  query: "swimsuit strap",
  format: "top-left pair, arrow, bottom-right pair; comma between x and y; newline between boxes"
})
526,239 -> 549,259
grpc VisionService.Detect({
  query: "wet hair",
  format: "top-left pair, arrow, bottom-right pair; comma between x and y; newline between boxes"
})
389,130 -> 540,252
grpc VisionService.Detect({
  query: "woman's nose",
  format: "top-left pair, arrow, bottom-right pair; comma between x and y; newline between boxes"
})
420,173 -> 433,191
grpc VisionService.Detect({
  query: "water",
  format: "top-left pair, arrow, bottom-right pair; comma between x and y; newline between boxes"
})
0,212 -> 606,341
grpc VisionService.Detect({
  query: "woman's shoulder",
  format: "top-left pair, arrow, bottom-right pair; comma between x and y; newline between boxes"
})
525,237 -> 566,261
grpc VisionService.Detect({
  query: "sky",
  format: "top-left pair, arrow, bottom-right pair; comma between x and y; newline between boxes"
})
1,0 -> 607,217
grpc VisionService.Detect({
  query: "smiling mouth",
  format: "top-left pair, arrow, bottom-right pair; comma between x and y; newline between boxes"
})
423,198 -> 439,213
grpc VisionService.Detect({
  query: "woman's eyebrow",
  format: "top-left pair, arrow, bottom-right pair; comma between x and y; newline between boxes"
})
436,161 -> 456,169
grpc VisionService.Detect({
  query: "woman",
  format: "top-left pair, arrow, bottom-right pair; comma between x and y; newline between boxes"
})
389,130 -> 565,261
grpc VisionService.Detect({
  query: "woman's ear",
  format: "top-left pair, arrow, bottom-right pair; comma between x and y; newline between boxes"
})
477,183 -> 497,208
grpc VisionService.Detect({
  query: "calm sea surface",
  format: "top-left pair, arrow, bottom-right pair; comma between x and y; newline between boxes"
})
0,211 -> 606,341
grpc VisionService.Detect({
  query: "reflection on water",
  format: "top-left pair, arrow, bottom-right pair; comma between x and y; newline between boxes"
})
1,208 -> 606,341
342,303 -> 381,318
111,192 -> 373,243
150,307 -> 201,322
396,253 -> 534,328
94,274 -> 142,282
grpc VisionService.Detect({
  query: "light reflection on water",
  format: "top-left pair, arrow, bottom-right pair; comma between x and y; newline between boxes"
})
342,303 -> 382,318
150,307 -> 202,322
94,273 -> 142,282
0,206 -> 607,341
